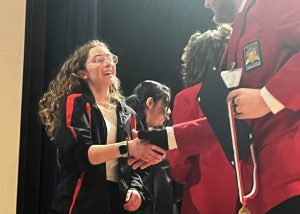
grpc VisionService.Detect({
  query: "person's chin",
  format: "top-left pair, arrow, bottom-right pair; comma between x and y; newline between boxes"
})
213,15 -> 234,24
105,75 -> 114,82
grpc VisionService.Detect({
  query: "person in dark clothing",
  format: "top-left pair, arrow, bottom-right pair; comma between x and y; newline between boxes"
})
38,40 -> 166,214
126,80 -> 182,214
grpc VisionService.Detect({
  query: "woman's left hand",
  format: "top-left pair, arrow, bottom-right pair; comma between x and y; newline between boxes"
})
123,188 -> 142,212
227,88 -> 271,119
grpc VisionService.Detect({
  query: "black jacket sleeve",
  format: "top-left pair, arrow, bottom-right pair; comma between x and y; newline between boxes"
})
55,94 -> 93,172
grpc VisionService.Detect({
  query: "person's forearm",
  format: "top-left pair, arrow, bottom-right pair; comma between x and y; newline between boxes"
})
88,144 -> 122,165
173,117 -> 217,155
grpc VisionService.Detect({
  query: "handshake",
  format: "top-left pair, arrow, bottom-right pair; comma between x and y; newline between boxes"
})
127,128 -> 169,169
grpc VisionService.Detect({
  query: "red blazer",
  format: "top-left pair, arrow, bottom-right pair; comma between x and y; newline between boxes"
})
223,0 -> 300,213
166,83 -> 238,214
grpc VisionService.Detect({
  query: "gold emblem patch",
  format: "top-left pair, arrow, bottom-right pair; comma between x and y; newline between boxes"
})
243,41 -> 262,71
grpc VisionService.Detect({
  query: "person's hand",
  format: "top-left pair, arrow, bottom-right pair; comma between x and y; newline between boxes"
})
227,88 -> 271,119
138,128 -> 169,150
127,156 -> 164,170
123,188 -> 142,212
127,138 -> 166,163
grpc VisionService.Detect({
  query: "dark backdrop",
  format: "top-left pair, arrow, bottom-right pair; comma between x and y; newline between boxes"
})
18,0 -> 213,213
44,0 -> 214,95
99,0 -> 213,95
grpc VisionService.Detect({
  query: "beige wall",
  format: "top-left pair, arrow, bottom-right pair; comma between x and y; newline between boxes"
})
0,0 -> 26,213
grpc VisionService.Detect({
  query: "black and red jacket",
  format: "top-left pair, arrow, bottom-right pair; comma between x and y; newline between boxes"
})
51,86 -> 148,214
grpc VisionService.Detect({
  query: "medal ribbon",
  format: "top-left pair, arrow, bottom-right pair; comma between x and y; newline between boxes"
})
228,100 -> 258,206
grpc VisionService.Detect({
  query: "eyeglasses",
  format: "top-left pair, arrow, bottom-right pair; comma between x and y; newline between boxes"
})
87,54 -> 118,65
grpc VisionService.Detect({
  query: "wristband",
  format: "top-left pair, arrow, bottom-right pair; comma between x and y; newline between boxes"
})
119,141 -> 129,158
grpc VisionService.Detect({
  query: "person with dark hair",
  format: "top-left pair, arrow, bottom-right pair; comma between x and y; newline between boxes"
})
165,25 -> 238,214
126,80 -> 182,214
38,40 -> 166,214
125,80 -> 171,130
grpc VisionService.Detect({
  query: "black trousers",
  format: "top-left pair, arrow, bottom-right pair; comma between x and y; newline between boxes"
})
266,196 -> 300,214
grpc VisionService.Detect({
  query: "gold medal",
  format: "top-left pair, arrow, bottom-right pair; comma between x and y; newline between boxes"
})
238,205 -> 251,214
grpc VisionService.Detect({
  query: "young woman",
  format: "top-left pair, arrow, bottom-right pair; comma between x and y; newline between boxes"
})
39,40 -> 165,214
126,80 -> 182,214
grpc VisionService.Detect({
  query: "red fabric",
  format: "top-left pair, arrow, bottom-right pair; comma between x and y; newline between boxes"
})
69,172 -> 85,214
166,83 -> 238,214
130,115 -> 137,139
86,103 -> 91,128
223,0 -> 300,213
66,93 -> 82,141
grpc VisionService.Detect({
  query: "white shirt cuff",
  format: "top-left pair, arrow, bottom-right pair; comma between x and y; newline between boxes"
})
260,87 -> 285,114
166,126 -> 178,149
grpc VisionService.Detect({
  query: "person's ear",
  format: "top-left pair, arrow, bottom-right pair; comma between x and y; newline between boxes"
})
145,97 -> 154,110
78,70 -> 88,79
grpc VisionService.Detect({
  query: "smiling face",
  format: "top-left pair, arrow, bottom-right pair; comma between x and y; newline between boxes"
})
79,45 -> 117,90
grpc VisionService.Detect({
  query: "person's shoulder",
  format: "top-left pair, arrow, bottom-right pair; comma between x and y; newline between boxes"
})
62,93 -> 92,111
64,93 -> 86,103
56,93 -> 88,118
65,92 -> 84,99
175,83 -> 202,100
255,0 -> 286,12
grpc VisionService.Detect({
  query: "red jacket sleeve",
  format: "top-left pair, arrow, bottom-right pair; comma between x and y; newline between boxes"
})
172,84 -> 218,156
264,0 -> 300,111
173,117 -> 218,156
166,149 -> 192,184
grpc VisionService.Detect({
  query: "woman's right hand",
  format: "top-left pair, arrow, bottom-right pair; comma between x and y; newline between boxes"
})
127,138 -> 166,167
127,156 -> 162,169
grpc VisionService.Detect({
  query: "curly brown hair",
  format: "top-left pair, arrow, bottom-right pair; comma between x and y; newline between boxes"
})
39,40 -> 123,139
181,24 -> 232,88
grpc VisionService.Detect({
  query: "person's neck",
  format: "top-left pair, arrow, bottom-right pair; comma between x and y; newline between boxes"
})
90,85 -> 111,104
234,0 -> 247,13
